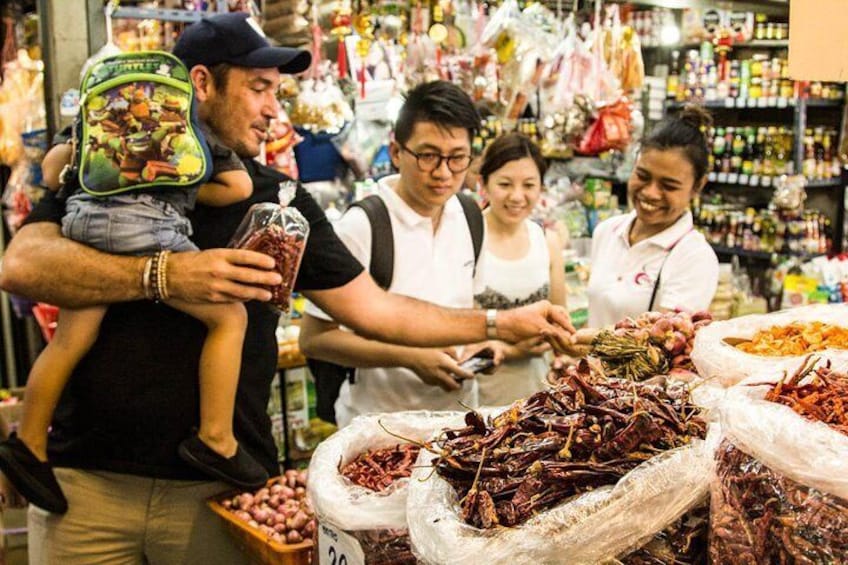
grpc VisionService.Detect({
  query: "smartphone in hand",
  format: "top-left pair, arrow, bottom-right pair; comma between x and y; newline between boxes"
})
458,347 -> 496,374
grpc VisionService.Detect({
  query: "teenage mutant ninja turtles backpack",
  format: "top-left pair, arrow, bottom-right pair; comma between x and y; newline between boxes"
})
72,50 -> 209,196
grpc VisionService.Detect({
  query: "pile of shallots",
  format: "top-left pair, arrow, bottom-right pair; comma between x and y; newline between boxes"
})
221,469 -> 316,545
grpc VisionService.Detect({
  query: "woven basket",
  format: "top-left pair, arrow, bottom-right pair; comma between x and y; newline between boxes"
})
208,481 -> 313,565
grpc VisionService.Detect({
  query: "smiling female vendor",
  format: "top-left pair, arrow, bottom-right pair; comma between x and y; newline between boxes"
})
587,105 -> 719,328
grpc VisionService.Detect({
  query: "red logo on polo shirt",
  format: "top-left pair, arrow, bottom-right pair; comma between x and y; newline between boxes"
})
634,271 -> 653,286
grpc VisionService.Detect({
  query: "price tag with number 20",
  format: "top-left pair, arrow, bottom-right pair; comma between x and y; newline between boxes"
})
318,522 -> 366,565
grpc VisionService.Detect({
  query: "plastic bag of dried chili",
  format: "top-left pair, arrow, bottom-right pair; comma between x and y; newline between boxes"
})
710,365 -> 848,563
307,411 -> 464,565
691,303 -> 848,387
407,391 -> 714,564
229,199 -> 309,313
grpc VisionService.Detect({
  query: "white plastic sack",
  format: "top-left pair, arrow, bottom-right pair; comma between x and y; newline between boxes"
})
307,410 -> 464,531
691,304 -> 848,386
407,438 -> 712,565
719,370 -> 848,500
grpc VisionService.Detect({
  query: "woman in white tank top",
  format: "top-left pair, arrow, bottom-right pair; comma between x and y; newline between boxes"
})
474,133 -> 566,406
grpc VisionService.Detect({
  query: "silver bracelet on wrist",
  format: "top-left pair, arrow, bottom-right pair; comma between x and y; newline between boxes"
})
486,309 -> 498,340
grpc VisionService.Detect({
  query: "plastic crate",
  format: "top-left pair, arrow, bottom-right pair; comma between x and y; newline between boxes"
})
207,481 -> 313,565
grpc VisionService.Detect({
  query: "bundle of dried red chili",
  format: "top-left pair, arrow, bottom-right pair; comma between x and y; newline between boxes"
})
433,372 -> 706,529
764,359 -> 848,434
340,443 -> 421,493
710,440 -> 848,564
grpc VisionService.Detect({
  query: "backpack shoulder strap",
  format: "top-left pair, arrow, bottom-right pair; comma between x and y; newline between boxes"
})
456,192 -> 484,272
348,194 -> 394,289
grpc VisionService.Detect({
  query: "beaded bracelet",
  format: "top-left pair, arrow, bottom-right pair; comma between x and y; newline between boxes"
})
157,250 -> 171,301
149,251 -> 164,302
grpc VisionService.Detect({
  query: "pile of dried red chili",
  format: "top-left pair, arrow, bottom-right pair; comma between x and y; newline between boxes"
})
710,361 -> 848,563
433,370 -> 706,529
764,359 -> 848,434
340,443 -> 421,492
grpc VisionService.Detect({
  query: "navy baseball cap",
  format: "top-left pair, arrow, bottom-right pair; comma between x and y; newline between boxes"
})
173,12 -> 311,74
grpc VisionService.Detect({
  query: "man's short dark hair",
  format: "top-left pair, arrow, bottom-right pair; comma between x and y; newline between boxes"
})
208,62 -> 233,91
394,81 -> 480,145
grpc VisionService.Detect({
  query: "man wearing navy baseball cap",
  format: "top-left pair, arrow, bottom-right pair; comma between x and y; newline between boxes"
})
173,11 -> 311,74
10,11 -> 575,565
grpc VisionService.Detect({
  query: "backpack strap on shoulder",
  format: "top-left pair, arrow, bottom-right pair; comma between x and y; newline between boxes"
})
456,192 -> 484,274
348,194 -> 394,290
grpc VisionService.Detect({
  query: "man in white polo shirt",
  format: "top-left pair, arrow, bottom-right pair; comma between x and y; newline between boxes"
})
300,81 -> 490,427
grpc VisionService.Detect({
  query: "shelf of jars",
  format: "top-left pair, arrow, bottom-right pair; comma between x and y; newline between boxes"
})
695,202 -> 834,262
708,244 -> 825,262
667,97 -> 843,110
647,39 -> 789,52
706,173 -> 842,189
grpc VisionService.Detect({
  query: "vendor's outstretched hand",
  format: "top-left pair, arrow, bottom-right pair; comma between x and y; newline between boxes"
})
556,327 -> 601,358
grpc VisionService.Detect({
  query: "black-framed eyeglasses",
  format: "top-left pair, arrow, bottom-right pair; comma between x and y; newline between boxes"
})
399,144 -> 473,173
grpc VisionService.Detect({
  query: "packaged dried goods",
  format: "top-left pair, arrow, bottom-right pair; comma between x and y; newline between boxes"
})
407,374 -> 713,564
710,360 -> 848,563
229,182 -> 309,312
308,411 -> 464,565
691,304 -> 848,385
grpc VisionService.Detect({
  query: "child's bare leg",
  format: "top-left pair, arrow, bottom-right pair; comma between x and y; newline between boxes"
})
18,307 -> 106,461
166,300 -> 246,458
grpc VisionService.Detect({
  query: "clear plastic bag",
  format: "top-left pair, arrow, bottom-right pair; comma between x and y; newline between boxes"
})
307,411 -> 465,563
690,304 -> 848,386
407,435 -> 712,565
228,185 -> 309,312
710,374 -> 848,562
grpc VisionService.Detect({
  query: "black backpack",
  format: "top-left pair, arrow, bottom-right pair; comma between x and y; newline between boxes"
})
307,192 -> 484,424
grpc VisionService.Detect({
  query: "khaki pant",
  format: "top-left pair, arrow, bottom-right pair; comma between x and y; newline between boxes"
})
27,468 -> 250,564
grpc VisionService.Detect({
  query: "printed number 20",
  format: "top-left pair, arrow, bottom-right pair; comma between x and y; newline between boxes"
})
328,546 -> 348,565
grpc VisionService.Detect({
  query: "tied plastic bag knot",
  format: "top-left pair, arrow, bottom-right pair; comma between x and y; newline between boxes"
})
229,196 -> 309,312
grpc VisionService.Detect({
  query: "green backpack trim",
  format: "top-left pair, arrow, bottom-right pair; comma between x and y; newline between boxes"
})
76,50 -> 208,197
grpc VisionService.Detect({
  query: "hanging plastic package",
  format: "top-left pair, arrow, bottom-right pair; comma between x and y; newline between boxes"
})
710,362 -> 848,562
690,303 -> 848,386
307,411 -> 464,565
228,181 -> 309,312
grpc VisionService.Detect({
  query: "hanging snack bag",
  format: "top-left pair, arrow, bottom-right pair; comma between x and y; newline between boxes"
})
229,182 -> 309,312
711,360 -> 848,563
307,411 -> 464,565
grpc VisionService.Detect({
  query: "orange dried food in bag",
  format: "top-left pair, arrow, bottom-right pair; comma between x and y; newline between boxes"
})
735,321 -> 848,356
